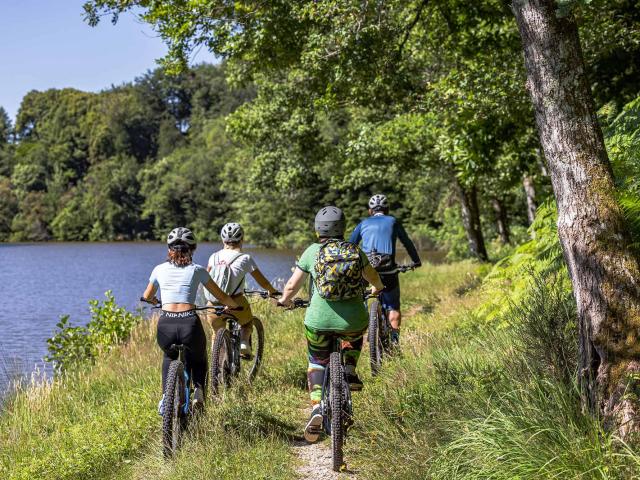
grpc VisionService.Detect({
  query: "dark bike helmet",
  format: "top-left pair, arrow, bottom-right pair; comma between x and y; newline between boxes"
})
167,227 -> 196,249
315,206 -> 345,238
221,222 -> 244,243
368,194 -> 389,211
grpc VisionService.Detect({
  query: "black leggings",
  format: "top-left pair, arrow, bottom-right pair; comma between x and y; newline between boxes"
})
156,311 -> 207,393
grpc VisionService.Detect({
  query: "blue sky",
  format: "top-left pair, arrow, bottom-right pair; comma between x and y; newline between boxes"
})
0,1 -> 215,122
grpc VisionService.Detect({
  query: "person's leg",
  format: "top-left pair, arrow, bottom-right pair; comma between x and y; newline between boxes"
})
156,313 -> 179,393
380,274 -> 402,344
305,326 -> 331,403
340,331 -> 365,390
207,301 -> 226,332
388,310 -> 402,329
180,313 -> 208,393
234,295 -> 254,354
304,326 -> 330,442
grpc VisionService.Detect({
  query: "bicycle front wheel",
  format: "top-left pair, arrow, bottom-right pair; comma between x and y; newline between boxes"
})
210,329 -> 232,397
162,360 -> 186,458
368,298 -> 384,375
243,317 -> 264,382
329,352 -> 345,472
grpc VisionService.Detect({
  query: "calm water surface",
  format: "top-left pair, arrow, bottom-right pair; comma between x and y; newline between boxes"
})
0,242 -> 440,389
0,242 -> 298,388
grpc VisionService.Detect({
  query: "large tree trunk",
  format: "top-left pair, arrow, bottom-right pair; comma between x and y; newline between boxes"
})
491,197 -> 511,245
522,174 -> 537,226
513,0 -> 640,438
454,179 -> 488,261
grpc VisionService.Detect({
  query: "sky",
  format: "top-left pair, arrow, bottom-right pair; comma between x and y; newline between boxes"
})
0,0 -> 215,122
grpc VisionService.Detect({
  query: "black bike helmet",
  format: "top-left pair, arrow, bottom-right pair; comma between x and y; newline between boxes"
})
314,206 -> 345,238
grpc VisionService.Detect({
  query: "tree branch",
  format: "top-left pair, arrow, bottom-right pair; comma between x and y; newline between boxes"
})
397,0 -> 430,58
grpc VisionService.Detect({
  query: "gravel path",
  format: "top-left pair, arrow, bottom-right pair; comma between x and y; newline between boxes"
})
293,438 -> 357,479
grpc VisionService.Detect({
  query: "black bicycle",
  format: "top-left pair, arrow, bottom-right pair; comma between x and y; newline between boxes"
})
209,301 -> 265,397
367,264 -> 416,375
278,298 -> 353,472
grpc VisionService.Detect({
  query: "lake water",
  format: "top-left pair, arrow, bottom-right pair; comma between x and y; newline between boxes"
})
0,242 -> 298,390
0,242 -> 441,390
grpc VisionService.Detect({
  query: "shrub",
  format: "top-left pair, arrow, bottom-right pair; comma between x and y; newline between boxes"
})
45,291 -> 142,373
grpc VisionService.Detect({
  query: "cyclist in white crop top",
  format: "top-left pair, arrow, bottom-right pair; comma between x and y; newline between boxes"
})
141,227 -> 239,412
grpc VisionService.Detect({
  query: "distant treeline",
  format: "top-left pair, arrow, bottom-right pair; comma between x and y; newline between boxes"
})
0,63 -> 529,251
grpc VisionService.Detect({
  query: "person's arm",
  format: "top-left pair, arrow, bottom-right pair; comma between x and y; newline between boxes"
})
349,222 -> 362,245
141,283 -> 159,304
204,278 -> 239,308
396,221 -> 421,266
363,265 -> 384,294
206,265 -> 212,273
278,267 -> 308,306
250,268 -> 279,295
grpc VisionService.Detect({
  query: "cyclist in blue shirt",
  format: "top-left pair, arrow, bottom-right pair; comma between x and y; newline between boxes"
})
349,194 -> 421,345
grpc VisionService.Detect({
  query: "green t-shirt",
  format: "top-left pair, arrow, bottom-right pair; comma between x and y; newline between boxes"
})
297,242 -> 370,332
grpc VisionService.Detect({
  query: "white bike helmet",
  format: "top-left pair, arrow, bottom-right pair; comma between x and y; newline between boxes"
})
221,222 -> 244,243
167,227 -> 196,248
368,194 -> 389,211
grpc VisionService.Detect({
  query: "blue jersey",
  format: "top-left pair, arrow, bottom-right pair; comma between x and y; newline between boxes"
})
349,214 -> 420,265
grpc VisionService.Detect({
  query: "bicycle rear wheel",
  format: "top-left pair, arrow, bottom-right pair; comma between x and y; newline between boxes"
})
162,360 -> 185,458
210,329 -> 232,397
329,352 -> 345,471
368,298 -> 384,375
243,317 -> 264,382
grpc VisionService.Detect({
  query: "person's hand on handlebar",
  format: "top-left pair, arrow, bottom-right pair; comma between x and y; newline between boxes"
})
140,296 -> 160,305
369,285 -> 383,296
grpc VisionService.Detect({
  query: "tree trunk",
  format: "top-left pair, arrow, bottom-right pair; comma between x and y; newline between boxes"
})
491,197 -> 511,245
454,179 -> 488,261
522,174 -> 537,226
513,0 -> 640,438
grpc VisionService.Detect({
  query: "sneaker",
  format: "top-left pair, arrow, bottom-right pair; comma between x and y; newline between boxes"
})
390,329 -> 400,347
346,373 -> 364,391
304,404 -> 323,443
345,365 -> 364,391
240,341 -> 252,358
158,395 -> 165,416
192,387 -> 204,412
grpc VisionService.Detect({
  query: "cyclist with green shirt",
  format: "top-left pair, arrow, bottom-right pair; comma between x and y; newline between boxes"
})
278,206 -> 384,442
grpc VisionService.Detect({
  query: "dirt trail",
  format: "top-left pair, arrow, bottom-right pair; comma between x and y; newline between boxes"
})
293,438 -> 356,479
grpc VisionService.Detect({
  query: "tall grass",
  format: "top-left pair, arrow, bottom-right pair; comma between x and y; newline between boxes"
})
3,260 -> 639,479
348,265 -> 640,479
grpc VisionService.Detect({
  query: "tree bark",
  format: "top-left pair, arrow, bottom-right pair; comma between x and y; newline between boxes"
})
522,174 -> 537,226
513,0 -> 640,438
491,197 -> 511,245
454,179 -> 488,261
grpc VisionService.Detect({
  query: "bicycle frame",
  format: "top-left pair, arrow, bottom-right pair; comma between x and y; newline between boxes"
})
174,345 -> 191,416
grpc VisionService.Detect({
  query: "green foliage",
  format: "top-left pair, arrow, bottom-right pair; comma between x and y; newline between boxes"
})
45,291 -> 141,373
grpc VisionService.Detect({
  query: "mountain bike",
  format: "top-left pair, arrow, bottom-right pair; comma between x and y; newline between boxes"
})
277,298 -> 353,472
367,264 -> 416,375
209,300 -> 265,397
140,299 -> 225,458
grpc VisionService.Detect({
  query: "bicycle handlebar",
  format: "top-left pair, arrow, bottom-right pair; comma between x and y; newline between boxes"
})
244,289 -> 282,299
139,297 -> 243,314
276,298 -> 309,310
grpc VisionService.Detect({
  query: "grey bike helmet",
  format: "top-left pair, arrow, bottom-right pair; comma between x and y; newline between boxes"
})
368,194 -> 389,211
167,227 -> 196,248
221,222 -> 244,243
315,206 -> 345,238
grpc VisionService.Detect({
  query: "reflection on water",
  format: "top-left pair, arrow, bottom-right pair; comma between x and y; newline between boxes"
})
0,242 -> 441,391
